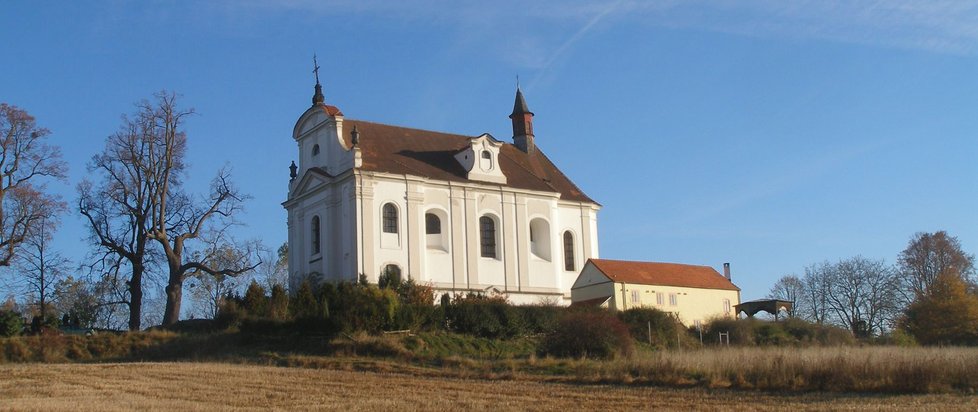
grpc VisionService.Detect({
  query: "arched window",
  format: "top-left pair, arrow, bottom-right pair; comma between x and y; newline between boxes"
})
311,216 -> 321,255
529,218 -> 551,261
380,264 -> 402,288
312,144 -> 320,156
563,231 -> 575,271
425,213 -> 441,234
480,150 -> 493,170
382,203 -> 398,234
479,216 -> 497,258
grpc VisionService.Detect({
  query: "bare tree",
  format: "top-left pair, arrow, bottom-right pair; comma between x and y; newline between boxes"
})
767,274 -> 804,318
823,256 -> 898,337
256,242 -> 288,291
188,242 -> 255,319
135,92 -> 259,326
15,216 -> 70,324
898,231 -> 975,301
0,103 -> 67,266
79,100 -> 164,331
801,262 -> 831,324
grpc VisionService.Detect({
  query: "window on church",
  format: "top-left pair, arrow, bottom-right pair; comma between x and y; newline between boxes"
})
563,231 -> 575,271
425,213 -> 441,234
382,203 -> 398,234
381,264 -> 402,287
311,216 -> 321,255
480,216 -> 497,258
312,144 -> 320,156
479,150 -> 493,170
529,218 -> 551,261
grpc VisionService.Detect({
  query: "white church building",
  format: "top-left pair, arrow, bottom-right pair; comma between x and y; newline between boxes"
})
284,79 -> 600,304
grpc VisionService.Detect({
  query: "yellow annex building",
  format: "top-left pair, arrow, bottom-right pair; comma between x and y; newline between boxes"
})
571,258 -> 741,327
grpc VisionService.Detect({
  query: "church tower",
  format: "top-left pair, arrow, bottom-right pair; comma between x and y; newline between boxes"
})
510,87 -> 535,154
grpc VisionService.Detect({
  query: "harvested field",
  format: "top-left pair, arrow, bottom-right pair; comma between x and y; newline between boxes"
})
1,362 -> 976,411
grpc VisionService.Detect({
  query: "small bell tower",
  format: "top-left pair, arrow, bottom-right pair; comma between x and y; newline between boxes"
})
510,85 -> 535,154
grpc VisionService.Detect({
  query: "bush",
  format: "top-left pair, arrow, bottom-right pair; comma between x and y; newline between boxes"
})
539,309 -> 633,359
268,284 -> 289,321
290,280 -> 319,320
243,281 -> 267,318
322,282 -> 398,333
446,294 -> 523,339
215,296 -> 247,329
702,317 -> 854,346
618,308 -> 684,348
518,305 -> 561,335
702,317 -> 756,345
0,310 -> 23,337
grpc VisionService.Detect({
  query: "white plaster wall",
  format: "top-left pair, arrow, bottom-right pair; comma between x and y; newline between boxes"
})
615,283 -> 740,327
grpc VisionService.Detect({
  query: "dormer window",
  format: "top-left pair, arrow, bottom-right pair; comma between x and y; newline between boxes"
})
480,150 -> 493,171
454,134 -> 505,184
312,144 -> 320,156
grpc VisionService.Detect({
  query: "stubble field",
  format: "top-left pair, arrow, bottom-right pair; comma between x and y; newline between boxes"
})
2,362 -> 977,411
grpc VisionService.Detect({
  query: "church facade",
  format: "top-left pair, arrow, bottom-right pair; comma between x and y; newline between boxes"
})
283,81 -> 600,304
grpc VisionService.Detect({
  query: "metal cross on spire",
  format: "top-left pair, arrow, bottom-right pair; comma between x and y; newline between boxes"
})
313,54 -> 321,85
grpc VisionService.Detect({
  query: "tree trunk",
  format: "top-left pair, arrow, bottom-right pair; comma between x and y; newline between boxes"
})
128,263 -> 143,331
162,275 -> 183,326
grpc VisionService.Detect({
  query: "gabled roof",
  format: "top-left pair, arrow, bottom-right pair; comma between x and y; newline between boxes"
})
586,258 -> 740,291
342,119 -> 596,204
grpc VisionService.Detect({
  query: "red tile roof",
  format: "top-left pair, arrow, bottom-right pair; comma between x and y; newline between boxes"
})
587,258 -> 740,291
343,119 -> 596,204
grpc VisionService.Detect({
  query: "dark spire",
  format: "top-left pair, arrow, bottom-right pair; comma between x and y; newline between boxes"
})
510,86 -> 533,118
509,85 -> 535,153
350,125 -> 360,146
312,54 -> 324,106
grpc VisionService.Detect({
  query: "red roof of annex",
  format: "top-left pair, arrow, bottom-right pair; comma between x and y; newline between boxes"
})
586,258 -> 740,291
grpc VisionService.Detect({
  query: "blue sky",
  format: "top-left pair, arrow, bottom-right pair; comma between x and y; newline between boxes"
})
2,1 -> 976,302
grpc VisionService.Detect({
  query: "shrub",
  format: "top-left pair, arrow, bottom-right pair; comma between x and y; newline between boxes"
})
0,310 -> 23,337
268,284 -> 289,321
618,308 -> 684,348
243,281 -> 268,318
702,317 -> 756,345
518,305 -> 561,335
446,294 -> 523,338
215,295 -> 247,329
290,280 -> 319,320
323,282 -> 399,333
539,309 -> 633,359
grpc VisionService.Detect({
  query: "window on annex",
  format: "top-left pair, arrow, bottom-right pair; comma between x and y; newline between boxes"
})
723,299 -> 731,315
382,203 -> 398,234
562,231 -> 575,271
311,216 -> 321,255
669,293 -> 678,306
656,292 -> 664,306
479,216 -> 497,259
631,290 -> 640,305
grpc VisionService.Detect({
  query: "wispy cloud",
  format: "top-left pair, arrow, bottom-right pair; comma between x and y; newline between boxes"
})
230,0 -> 978,56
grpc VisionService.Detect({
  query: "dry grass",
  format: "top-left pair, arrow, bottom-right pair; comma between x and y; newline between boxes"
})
1,362 -> 977,411
562,346 -> 978,393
